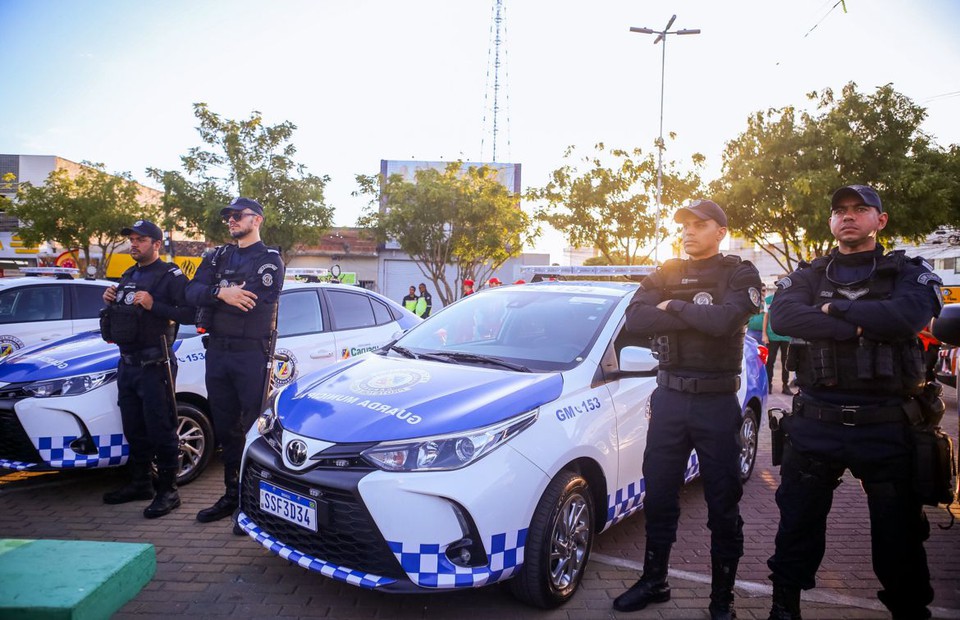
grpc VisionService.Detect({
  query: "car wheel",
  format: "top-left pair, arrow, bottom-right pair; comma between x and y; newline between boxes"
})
175,402 -> 214,485
510,470 -> 594,608
738,406 -> 759,482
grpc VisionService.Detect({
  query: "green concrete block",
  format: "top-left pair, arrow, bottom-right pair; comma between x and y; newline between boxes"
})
0,539 -> 156,620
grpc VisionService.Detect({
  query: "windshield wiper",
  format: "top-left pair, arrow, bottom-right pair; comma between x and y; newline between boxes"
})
386,344 -> 418,359
429,351 -> 531,372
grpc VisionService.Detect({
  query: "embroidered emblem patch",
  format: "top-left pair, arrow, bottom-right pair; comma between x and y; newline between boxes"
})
748,287 -> 762,308
693,291 -> 714,305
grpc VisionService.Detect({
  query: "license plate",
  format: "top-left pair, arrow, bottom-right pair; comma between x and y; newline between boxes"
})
259,481 -> 318,532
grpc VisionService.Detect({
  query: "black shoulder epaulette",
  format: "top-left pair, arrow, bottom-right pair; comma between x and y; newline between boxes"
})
266,246 -> 281,255
808,256 -> 830,271
660,258 -> 683,272
720,254 -> 743,266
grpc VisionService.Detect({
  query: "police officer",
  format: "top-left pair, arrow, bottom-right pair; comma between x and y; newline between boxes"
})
766,185 -> 943,620
185,197 -> 285,526
615,200 -> 762,619
102,220 -> 195,518
416,282 -> 433,318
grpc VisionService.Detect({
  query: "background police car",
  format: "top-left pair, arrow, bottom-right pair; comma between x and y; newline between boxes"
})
0,268 -> 114,358
0,281 -> 419,483
237,279 -> 767,608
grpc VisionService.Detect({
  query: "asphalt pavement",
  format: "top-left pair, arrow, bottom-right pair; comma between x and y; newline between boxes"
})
1,383 -> 958,619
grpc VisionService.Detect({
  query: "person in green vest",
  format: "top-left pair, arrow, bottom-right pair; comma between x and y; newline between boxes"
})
402,285 -> 417,313
761,290 -> 793,394
415,282 -> 432,318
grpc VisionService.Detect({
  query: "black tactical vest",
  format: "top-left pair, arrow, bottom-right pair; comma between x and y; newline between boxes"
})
208,244 -> 278,340
103,262 -> 178,350
652,256 -> 746,374
791,251 -> 925,396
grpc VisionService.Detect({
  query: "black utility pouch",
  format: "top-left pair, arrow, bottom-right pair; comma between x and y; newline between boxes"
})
768,407 -> 787,467
99,307 -> 113,343
911,425 -> 957,507
108,305 -> 142,345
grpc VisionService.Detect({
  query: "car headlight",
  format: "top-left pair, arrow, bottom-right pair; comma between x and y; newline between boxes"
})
23,370 -> 117,398
361,409 -> 538,472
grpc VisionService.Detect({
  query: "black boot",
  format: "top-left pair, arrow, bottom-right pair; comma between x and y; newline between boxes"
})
144,467 -> 181,519
877,590 -> 931,620
103,459 -> 154,504
709,557 -> 738,619
196,466 -> 239,523
768,584 -> 802,620
613,545 -> 671,612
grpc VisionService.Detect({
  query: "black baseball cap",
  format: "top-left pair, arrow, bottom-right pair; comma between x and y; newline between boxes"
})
220,196 -> 264,217
831,185 -> 882,212
674,199 -> 727,227
120,219 -> 162,241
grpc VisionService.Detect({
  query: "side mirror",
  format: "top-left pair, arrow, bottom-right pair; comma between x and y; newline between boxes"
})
620,346 -> 659,373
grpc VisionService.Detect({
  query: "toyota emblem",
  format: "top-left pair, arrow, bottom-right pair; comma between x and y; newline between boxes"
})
286,439 -> 308,466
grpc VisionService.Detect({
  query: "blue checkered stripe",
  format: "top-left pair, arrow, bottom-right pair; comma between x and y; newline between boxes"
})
36,434 -> 128,468
0,459 -> 37,471
387,529 -> 527,588
236,512 -> 396,589
605,451 -> 701,527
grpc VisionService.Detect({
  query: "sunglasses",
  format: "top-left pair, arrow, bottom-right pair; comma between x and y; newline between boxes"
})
222,211 -> 257,223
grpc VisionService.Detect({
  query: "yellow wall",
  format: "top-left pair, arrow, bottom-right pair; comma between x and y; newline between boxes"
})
106,254 -> 202,279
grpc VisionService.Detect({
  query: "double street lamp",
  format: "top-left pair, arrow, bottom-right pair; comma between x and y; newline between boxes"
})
629,15 -> 700,263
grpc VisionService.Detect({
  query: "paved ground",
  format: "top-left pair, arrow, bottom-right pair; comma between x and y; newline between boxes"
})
1,382 -> 958,619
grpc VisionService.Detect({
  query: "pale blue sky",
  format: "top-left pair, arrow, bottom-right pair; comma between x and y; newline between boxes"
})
3,0 -> 959,260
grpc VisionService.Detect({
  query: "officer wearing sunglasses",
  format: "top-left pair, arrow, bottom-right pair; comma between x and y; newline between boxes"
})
185,197 -> 285,529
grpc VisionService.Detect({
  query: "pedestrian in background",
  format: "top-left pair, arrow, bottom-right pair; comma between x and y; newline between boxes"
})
185,197 -> 285,529
402,285 -> 417,313
616,199 -> 762,619
761,289 -> 792,395
415,282 -> 432,318
101,220 -> 195,519
766,185 -> 943,620
462,279 -> 475,297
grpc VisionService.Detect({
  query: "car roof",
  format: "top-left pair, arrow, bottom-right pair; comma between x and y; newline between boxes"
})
0,277 -> 115,290
481,281 -> 639,298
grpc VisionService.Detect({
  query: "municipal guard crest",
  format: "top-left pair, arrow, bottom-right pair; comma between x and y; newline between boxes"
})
837,287 -> 869,301
748,287 -> 762,308
123,291 -> 136,305
693,291 -> 713,305
262,273 -> 273,287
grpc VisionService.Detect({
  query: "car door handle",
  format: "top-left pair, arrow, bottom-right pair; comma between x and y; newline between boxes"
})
310,349 -> 335,359
41,334 -> 64,341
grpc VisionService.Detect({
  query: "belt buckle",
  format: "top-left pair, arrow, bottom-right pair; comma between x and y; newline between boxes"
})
840,406 -> 858,426
679,377 -> 697,393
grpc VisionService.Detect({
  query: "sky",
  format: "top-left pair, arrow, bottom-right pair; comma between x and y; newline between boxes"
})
2,0 -> 959,262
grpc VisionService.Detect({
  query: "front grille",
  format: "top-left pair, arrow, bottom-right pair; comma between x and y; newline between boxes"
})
242,447 -> 404,578
0,407 -> 41,462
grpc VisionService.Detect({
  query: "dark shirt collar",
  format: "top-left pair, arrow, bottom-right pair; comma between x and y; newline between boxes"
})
829,244 -> 884,265
687,253 -> 723,269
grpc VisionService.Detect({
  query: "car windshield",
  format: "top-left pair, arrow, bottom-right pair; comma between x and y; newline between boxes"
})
393,288 -> 619,372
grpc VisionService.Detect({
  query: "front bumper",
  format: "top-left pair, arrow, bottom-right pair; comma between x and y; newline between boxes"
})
239,434 -> 547,591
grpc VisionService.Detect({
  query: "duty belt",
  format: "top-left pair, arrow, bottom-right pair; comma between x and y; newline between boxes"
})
208,336 -> 267,352
792,397 -> 909,426
120,348 -> 166,366
657,371 -> 740,394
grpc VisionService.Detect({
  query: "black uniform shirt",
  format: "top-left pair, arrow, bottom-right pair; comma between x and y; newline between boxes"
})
118,258 -> 194,353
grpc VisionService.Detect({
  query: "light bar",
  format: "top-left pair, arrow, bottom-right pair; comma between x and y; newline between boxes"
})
518,265 -> 655,277
20,267 -> 79,276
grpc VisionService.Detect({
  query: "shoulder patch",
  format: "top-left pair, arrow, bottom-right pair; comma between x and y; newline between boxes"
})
267,247 -> 281,255
918,272 -> 943,286
748,287 -> 762,308
777,276 -> 793,290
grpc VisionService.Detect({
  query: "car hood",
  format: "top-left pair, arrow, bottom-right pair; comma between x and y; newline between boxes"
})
0,331 -> 181,383
276,354 -> 564,443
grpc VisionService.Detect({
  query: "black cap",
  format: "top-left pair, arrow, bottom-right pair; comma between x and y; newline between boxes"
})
674,199 -> 727,227
220,196 -> 264,217
120,219 -> 162,241
831,185 -> 882,212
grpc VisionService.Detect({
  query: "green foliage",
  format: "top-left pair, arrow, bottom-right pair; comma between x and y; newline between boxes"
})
10,163 -> 150,277
528,142 -> 704,265
148,103 -> 333,261
712,83 -> 959,271
356,162 -> 535,306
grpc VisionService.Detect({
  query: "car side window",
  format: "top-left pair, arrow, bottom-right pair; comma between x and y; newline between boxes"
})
326,290 -> 376,331
277,290 -> 324,337
73,285 -> 108,319
371,298 -> 394,326
0,286 -> 66,324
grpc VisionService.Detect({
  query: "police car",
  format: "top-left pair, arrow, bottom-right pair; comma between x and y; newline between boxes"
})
237,274 -> 768,608
0,268 -> 115,358
0,281 -> 419,484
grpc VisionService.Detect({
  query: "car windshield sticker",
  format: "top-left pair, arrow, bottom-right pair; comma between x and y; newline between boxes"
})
273,348 -> 298,387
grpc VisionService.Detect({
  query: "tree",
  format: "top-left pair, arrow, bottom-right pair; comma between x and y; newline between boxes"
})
712,83 -> 959,272
148,103 -> 333,262
10,163 -> 150,277
528,142 -> 704,265
356,162 -> 535,306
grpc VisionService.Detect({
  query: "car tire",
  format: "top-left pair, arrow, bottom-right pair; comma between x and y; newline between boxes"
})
509,470 -> 594,609
175,402 -> 214,485
738,406 -> 759,482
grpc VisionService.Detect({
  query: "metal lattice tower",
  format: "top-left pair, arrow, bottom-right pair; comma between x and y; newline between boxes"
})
481,0 -> 511,162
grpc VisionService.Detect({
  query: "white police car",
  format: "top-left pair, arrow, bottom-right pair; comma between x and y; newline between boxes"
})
0,268 -> 115,358
238,278 -> 768,607
0,281 -> 419,484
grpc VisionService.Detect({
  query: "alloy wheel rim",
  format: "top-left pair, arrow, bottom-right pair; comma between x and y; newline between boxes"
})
739,415 -> 757,476
177,416 -> 205,476
549,492 -> 591,590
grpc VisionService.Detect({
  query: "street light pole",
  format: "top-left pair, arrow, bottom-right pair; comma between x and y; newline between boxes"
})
630,15 -> 700,263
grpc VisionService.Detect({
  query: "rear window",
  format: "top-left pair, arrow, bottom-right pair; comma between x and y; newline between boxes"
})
327,290 -> 376,331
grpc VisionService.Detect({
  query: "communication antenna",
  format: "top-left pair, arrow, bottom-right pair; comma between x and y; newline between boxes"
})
481,0 -> 511,162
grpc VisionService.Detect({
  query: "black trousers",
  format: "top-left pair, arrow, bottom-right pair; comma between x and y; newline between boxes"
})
767,413 -> 933,610
765,340 -> 790,386
643,386 -> 744,560
205,346 -> 269,471
117,359 -> 179,470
